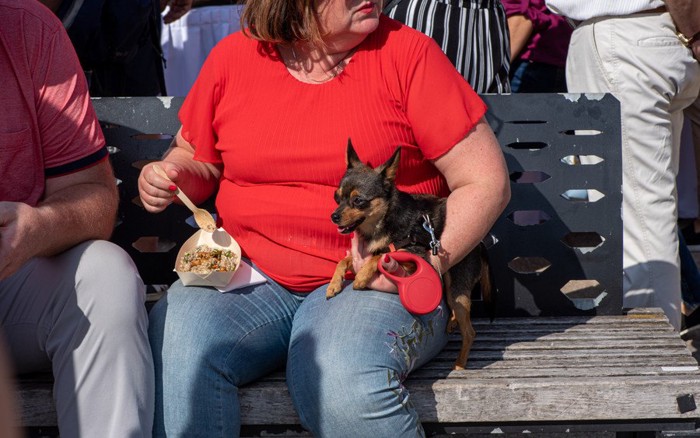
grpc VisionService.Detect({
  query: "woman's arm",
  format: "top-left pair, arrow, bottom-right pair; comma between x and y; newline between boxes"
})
138,128 -> 223,213
429,118 -> 511,273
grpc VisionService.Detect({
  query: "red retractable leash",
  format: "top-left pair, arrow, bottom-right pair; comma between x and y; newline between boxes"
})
377,251 -> 442,315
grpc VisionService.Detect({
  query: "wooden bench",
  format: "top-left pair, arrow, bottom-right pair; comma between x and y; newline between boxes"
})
17,94 -> 700,437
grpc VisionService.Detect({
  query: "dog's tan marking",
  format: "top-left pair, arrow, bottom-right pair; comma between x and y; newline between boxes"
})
356,199 -> 388,236
366,235 -> 391,255
327,255 -> 353,298
353,254 -> 382,289
450,293 -> 475,370
339,208 -> 365,228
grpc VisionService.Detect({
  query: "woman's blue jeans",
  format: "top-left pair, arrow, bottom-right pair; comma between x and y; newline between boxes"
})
148,265 -> 450,437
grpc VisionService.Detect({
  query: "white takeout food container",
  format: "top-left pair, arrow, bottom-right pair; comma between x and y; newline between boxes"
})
175,228 -> 242,288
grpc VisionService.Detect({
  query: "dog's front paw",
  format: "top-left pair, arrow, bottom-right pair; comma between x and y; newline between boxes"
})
326,281 -> 343,299
352,278 -> 369,289
353,259 -> 378,290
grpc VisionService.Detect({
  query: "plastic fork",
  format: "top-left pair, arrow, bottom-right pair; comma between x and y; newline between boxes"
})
152,164 -> 217,233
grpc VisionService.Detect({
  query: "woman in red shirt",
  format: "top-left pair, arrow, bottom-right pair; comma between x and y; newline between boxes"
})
139,0 -> 509,436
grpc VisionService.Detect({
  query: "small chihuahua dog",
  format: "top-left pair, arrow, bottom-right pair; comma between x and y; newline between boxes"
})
329,139 -> 493,369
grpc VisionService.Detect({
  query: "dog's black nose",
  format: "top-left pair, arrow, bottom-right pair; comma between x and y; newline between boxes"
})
331,212 -> 340,223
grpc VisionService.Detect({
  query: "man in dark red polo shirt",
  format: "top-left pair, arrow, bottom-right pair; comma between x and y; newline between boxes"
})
0,1 -> 153,436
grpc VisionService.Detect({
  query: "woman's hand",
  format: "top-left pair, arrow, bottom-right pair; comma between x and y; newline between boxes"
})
349,233 -> 408,294
138,161 -> 182,213
138,129 -> 222,214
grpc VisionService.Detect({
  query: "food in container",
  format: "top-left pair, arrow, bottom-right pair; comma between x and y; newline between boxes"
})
175,228 -> 241,287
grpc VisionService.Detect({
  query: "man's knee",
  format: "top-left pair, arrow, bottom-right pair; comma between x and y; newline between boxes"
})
71,240 -> 147,329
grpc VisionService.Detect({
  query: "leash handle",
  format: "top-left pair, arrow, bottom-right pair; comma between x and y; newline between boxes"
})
378,251 -> 442,315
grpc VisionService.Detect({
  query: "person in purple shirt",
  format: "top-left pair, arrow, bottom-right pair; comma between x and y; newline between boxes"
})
502,0 -> 572,92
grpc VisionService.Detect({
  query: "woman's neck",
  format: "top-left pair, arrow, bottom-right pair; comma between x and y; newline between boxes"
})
280,41 -> 360,84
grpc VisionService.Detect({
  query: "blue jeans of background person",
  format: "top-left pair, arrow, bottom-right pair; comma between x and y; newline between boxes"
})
148,265 -> 450,437
510,59 -> 567,93
680,230 -> 700,316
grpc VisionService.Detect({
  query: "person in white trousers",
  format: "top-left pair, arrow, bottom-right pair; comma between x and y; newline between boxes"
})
545,0 -> 700,330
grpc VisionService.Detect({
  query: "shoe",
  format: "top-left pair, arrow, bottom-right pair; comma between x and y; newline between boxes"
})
680,325 -> 700,365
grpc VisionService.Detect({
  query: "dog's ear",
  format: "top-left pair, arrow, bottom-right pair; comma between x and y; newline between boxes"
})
346,138 -> 364,169
377,147 -> 401,182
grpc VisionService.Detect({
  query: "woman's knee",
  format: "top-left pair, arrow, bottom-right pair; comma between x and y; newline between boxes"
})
289,358 -> 422,437
286,289 -> 447,436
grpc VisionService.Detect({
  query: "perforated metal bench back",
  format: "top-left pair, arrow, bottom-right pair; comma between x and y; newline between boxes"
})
483,94 -> 622,316
93,94 -> 622,317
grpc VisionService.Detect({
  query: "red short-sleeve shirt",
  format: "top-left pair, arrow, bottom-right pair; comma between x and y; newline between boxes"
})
180,16 -> 487,291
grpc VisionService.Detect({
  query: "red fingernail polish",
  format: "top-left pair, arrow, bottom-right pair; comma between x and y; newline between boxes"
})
169,185 -> 177,191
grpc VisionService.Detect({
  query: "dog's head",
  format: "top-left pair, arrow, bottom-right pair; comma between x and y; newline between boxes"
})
330,139 -> 400,238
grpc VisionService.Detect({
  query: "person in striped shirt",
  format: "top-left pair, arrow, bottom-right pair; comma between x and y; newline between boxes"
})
385,0 -> 512,93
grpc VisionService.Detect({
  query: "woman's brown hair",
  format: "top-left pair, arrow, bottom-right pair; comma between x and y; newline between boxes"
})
241,0 -> 325,47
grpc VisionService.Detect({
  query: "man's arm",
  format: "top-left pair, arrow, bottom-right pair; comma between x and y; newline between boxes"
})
665,0 -> 700,59
0,159 -> 118,280
507,14 -> 534,62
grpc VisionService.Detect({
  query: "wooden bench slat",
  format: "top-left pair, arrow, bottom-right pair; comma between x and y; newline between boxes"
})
444,339 -> 685,351
421,377 -> 700,423
237,375 -> 700,425
466,324 -> 676,337
410,365 -> 700,380
419,356 -> 700,371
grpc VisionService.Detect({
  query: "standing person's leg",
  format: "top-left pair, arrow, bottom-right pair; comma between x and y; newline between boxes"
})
565,12 -> 700,330
687,97 -> 700,235
149,272 -> 303,437
0,240 -> 154,437
287,285 -> 450,437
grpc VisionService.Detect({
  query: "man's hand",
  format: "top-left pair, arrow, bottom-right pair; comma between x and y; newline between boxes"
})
2,159 -> 119,281
160,0 -> 194,24
665,0 -> 700,62
0,202 -> 41,280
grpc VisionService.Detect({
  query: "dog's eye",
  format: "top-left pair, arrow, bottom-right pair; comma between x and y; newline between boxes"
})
352,197 -> 369,209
